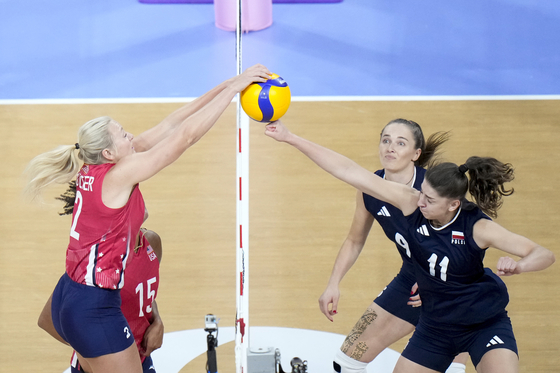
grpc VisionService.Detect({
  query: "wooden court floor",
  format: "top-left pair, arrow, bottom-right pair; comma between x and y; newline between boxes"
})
1,100 -> 559,372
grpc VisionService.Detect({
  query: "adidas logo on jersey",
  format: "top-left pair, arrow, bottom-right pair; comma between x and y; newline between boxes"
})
486,335 -> 505,347
451,230 -> 465,245
377,206 -> 391,217
417,225 -> 429,236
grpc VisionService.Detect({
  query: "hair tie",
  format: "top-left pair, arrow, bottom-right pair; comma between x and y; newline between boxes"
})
458,164 -> 469,174
75,143 -> 80,150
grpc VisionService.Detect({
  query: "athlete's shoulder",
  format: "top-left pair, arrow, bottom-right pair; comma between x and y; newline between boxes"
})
460,201 -> 491,221
412,167 -> 426,190
415,166 -> 426,179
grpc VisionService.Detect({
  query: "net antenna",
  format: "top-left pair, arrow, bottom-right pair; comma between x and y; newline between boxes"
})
235,0 -> 250,372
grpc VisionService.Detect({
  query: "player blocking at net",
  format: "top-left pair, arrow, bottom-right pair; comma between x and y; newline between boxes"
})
24,64 -> 272,373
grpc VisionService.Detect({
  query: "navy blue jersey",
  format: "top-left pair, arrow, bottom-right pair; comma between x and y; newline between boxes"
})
363,166 -> 426,284
404,201 -> 509,326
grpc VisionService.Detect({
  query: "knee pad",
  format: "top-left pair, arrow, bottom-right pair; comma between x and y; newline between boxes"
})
333,350 -> 368,373
445,362 -> 466,373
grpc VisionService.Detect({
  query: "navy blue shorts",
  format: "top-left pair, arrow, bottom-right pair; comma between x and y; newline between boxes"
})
402,311 -> 518,371
374,273 -> 420,326
51,273 -> 135,358
71,355 -> 156,373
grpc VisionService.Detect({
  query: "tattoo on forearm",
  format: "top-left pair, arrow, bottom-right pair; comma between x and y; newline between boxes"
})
340,308 -> 377,353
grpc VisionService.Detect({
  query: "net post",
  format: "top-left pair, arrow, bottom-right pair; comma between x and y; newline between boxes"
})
235,0 -> 250,372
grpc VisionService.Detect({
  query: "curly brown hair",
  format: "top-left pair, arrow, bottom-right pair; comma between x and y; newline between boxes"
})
425,156 -> 515,218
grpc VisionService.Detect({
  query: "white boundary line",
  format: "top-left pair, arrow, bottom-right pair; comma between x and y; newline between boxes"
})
1,94 -> 559,105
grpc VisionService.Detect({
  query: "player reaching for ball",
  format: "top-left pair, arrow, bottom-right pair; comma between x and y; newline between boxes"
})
24,64 -> 271,373
315,118 -> 469,373
264,119 -> 555,373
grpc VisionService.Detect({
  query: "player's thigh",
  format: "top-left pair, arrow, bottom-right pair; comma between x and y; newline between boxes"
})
341,302 -> 415,361
453,352 -> 469,365
393,355 -> 439,373
358,302 -> 415,342
84,343 -> 142,373
476,348 -> 518,373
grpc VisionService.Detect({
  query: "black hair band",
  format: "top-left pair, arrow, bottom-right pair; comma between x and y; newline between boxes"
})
458,164 -> 469,174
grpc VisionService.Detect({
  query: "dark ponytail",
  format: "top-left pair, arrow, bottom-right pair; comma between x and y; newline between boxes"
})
56,181 -> 77,216
418,131 -> 451,168
425,157 -> 514,218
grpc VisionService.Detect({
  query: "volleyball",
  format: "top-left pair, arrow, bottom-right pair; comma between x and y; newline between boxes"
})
240,73 -> 291,123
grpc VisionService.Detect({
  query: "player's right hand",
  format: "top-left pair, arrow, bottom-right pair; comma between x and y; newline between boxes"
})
229,64 -> 271,92
319,285 -> 340,322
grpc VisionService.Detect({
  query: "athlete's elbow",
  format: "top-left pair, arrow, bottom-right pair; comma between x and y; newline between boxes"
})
547,250 -> 556,266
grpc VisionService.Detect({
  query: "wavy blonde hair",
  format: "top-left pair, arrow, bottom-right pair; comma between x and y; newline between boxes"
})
23,116 -> 115,201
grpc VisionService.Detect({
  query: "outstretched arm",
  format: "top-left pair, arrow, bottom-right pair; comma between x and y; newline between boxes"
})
133,76 -> 240,153
105,64 -> 272,208
473,219 -> 555,275
264,120 -> 420,215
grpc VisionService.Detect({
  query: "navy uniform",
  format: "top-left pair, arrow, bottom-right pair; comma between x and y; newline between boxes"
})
400,201 -> 517,372
362,166 -> 425,326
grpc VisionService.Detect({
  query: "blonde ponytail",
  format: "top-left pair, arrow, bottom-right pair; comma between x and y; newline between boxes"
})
23,116 -> 114,201
23,145 -> 81,201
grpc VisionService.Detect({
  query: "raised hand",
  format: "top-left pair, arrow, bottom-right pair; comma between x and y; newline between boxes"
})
229,64 -> 272,92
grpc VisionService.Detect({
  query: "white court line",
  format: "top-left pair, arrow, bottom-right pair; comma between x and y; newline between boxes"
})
1,94 -> 560,105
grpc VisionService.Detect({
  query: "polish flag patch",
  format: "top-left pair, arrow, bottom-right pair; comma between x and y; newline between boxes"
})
451,231 -> 465,244
452,231 -> 464,240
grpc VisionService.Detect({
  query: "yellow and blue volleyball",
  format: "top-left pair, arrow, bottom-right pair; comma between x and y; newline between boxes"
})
240,73 -> 291,123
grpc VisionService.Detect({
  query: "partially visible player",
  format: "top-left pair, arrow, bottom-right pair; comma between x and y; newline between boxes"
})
39,227 -> 163,373
39,183 -> 163,373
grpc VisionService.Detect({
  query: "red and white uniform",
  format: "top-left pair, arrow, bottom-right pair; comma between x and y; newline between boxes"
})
66,163 -> 145,289
120,232 -> 160,360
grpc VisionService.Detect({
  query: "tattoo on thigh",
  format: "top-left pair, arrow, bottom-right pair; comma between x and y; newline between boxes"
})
340,308 -> 377,353
350,341 -> 369,360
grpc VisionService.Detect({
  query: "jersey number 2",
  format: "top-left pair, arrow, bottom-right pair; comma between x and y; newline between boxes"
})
70,191 -> 83,240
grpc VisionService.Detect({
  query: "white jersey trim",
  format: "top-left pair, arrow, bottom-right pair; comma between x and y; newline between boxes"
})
84,244 -> 97,287
429,206 -> 462,231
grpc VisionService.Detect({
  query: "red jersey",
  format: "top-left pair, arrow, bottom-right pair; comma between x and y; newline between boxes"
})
120,231 -> 160,360
69,232 -> 160,369
66,163 -> 145,289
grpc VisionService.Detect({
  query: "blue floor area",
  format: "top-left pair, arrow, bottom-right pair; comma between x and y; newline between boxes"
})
1,0 -> 559,99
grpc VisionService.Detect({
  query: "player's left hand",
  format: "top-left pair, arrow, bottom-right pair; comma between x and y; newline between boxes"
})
264,120 -> 291,142
407,282 -> 422,308
141,316 -> 164,356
